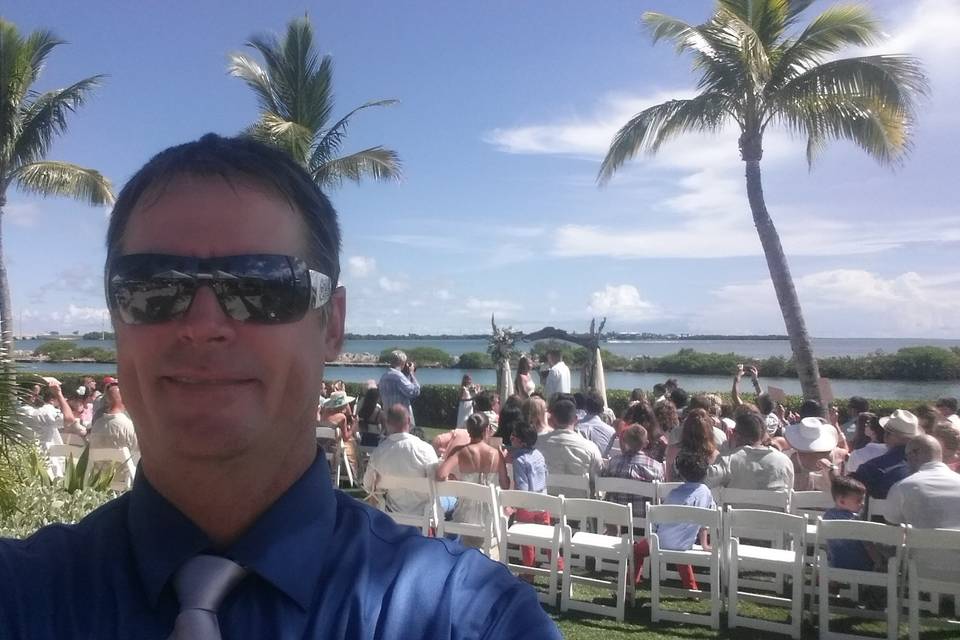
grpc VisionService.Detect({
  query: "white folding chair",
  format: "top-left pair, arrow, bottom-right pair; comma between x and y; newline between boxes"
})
560,498 -> 634,621
595,477 -> 657,576
792,489 -> 837,605
373,473 -> 438,536
905,526 -> 960,640
88,446 -> 137,491
62,433 -> 87,446
546,472 -> 591,499
646,504 -> 723,630
45,443 -> 86,478
816,519 -> 904,640
727,508 -> 807,639
654,481 -> 684,504
718,488 -> 791,592
316,425 -> 352,487
434,480 -> 502,558
497,489 -> 564,606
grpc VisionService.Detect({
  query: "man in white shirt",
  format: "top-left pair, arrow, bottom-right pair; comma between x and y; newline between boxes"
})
705,411 -> 794,491
535,397 -> 602,497
18,380 -> 76,449
88,381 -> 138,453
886,434 -> 960,581
363,403 -> 439,515
542,349 -> 571,402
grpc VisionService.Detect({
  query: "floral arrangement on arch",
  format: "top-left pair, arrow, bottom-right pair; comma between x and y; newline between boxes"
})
487,315 -> 521,366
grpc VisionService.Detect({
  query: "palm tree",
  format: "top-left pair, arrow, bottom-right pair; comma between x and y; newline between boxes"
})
0,20 -> 114,360
228,16 -> 401,188
598,0 -> 928,402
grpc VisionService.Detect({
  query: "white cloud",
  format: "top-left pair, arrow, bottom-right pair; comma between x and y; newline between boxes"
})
5,202 -> 42,228
435,289 -> 452,301
702,269 -> 960,337
587,285 -> 660,321
347,255 -> 377,278
378,276 -> 408,293
463,297 -> 522,318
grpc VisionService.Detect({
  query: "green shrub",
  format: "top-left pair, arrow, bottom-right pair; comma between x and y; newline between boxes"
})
457,352 -> 493,369
32,341 -> 78,359
0,482 -> 118,539
377,346 -> 454,367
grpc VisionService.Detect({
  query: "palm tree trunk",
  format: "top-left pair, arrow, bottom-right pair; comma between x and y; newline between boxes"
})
743,159 -> 823,403
0,194 -> 13,364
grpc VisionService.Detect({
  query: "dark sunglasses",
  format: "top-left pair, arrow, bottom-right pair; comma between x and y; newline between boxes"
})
107,253 -> 333,325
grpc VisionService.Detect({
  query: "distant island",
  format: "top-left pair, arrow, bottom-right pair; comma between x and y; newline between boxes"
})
342,332 -> 790,341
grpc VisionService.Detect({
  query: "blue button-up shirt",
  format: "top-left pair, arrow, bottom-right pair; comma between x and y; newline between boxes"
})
850,444 -> 910,499
512,447 -> 547,493
378,367 -> 421,425
0,454 -> 560,639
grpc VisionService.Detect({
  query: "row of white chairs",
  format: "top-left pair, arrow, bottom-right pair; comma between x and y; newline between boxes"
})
371,473 -> 960,637
370,473 -> 638,621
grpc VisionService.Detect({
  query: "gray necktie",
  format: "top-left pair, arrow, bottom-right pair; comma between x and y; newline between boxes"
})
168,555 -> 247,640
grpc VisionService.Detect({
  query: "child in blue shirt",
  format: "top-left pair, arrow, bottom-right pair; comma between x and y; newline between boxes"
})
823,475 -> 877,571
634,451 -> 716,588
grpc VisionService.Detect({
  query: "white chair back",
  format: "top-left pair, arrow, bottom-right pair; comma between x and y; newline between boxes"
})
88,447 -> 137,491
654,481 -> 684,503
718,487 -> 790,512
789,490 -> 834,518
546,472 -> 591,498
433,480 -> 502,557
374,474 -> 437,536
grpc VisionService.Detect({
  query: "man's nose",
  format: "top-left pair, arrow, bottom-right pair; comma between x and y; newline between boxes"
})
176,285 -> 237,344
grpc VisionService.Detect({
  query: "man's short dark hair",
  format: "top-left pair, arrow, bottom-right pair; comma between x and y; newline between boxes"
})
669,388 -> 688,409
831,475 -> 866,501
105,133 -> 342,294
652,383 -> 666,396
512,420 -> 538,448
665,378 -> 679,391
799,399 -> 822,418
734,411 -> 765,444
551,398 -> 578,427
756,393 -> 774,415
473,391 -> 494,412
848,396 -> 870,414
936,397 -> 958,414
674,451 -> 708,483
584,390 -> 605,415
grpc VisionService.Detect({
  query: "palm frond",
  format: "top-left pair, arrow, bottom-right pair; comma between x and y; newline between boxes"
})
713,6 -> 773,87
598,94 -> 733,184
251,112 -> 315,166
768,4 -> 880,91
313,146 -> 401,188
779,95 -> 911,167
13,161 -> 115,205
22,28 -> 63,87
310,99 -> 399,172
717,0 -> 790,46
227,53 -> 280,114
12,76 -> 105,168
767,54 -> 929,127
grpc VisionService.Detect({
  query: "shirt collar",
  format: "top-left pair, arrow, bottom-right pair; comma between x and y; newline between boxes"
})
128,452 -> 336,611
919,461 -> 948,472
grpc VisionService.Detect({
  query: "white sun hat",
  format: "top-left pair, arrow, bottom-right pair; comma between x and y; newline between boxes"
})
784,417 -> 839,453
878,409 -> 920,437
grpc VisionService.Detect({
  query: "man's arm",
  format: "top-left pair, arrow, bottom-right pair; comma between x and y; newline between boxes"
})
703,457 -> 730,489
731,366 -> 744,407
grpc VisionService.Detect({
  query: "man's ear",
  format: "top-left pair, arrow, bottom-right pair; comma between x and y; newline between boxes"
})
323,286 -> 347,359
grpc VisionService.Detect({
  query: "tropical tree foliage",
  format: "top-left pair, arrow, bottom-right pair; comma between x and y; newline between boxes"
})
0,20 -> 114,359
228,16 -> 401,188
598,0 -> 928,402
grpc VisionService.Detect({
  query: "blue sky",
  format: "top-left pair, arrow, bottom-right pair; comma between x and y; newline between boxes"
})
3,0 -> 958,338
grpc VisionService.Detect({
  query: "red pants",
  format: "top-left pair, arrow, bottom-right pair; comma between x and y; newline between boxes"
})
633,538 -> 698,589
515,509 -> 564,570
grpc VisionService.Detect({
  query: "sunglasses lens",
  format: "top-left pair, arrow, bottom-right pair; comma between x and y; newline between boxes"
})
109,254 -> 311,324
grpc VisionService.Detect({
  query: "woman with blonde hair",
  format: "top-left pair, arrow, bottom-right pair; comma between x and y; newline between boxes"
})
522,396 -> 550,435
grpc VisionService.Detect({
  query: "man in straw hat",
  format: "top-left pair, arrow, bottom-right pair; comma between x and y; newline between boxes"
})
0,134 -> 559,639
849,409 -> 920,499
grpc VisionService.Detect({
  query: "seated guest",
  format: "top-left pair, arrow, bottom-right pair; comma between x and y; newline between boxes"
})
355,386 -> 384,447
494,402 -> 524,452
886,434 -> 960,529
933,419 -> 960,472
602,424 -> 664,516
509,420 -> 560,570
654,400 -> 680,447
319,390 -> 358,476
850,409 -> 920,498
914,404 -> 940,435
624,402 -> 667,463
669,388 -> 689,416
664,409 -> 720,481
841,396 -> 871,441
535,397 -> 603,498
845,412 -> 886,474
784,416 -> 843,491
823,476 -> 878,571
632,451 -> 714,588
935,397 -> 959,422
363,404 -> 440,516
436,413 -> 510,539
886,434 -> 960,582
522,396 -> 551,436
575,390 -> 616,456
705,411 -> 794,490
473,391 -> 500,431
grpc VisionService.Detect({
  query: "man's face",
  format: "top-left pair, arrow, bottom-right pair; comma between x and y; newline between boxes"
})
113,175 -> 345,470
